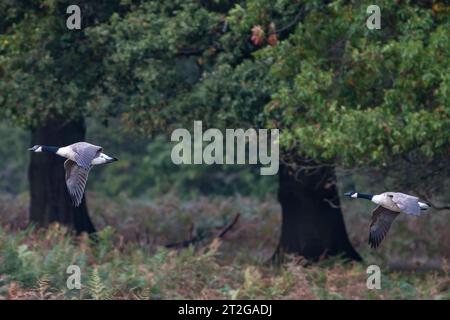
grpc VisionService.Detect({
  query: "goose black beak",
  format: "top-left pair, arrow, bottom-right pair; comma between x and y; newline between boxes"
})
344,191 -> 354,197
106,157 -> 118,164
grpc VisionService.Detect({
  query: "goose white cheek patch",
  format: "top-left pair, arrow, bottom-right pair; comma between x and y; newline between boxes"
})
91,154 -> 114,165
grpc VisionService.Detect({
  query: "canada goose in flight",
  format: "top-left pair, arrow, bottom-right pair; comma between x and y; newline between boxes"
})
344,191 -> 430,249
28,142 -> 118,207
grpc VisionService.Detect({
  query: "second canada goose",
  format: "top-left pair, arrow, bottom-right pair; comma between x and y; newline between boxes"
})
344,191 -> 430,249
28,142 -> 118,207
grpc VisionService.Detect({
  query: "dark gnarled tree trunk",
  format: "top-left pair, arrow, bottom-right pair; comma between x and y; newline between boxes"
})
274,163 -> 361,263
28,118 -> 96,234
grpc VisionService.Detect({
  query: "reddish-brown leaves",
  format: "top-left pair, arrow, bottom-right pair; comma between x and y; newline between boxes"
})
251,25 -> 265,46
251,23 -> 278,47
267,34 -> 278,46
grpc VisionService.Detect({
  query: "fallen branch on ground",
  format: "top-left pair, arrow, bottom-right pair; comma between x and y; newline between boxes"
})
165,213 -> 241,249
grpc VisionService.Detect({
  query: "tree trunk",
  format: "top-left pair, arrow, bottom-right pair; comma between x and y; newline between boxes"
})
28,118 -> 96,234
274,163 -> 361,263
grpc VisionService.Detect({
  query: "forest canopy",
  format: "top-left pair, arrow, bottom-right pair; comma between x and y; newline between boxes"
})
1,1 -> 448,170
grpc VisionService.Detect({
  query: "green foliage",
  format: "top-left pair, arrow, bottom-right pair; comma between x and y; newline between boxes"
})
81,1 -> 448,160
265,2 -> 450,167
0,1 -> 130,127
87,127 -> 277,199
1,194 -> 449,299
1,0 -> 448,191
0,119 -> 276,198
0,122 -> 28,194
87,268 -> 112,300
0,1 -> 448,301
1,221 -> 448,300
87,116 -> 276,198
84,0 -> 449,190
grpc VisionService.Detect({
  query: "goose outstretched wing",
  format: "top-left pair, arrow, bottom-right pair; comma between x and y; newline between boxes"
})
391,193 -> 421,216
64,159 -> 91,207
70,142 -> 102,169
369,205 -> 399,249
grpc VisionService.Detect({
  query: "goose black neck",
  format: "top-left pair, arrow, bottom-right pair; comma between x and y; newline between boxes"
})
42,146 -> 59,154
357,193 -> 373,200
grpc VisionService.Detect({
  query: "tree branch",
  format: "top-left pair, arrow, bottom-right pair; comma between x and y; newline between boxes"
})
165,213 -> 241,249
275,7 -> 305,35
217,213 -> 241,239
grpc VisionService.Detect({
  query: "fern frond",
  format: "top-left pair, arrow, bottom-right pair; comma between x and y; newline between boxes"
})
132,287 -> 151,300
87,268 -> 112,300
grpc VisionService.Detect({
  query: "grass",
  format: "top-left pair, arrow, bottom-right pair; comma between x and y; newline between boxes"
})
0,192 -> 449,300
